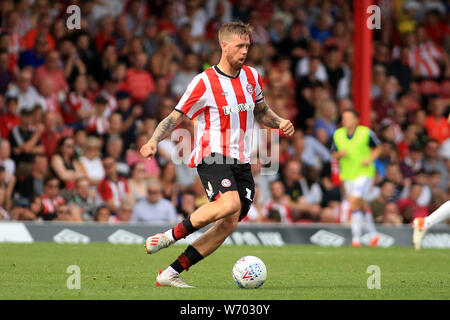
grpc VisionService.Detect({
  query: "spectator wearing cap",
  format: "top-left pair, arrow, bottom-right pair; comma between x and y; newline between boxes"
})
130,179 -> 178,223
86,95 -> 110,135
124,51 -> 155,103
6,69 -> 40,113
0,96 -> 19,139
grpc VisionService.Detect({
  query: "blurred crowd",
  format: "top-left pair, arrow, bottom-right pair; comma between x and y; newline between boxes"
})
0,0 -> 449,226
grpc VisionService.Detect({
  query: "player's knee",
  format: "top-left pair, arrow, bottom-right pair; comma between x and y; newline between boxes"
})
218,192 -> 241,216
217,215 -> 239,234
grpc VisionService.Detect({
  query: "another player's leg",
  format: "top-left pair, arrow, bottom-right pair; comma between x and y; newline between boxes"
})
413,201 -> 450,250
156,211 -> 241,288
144,191 -> 241,254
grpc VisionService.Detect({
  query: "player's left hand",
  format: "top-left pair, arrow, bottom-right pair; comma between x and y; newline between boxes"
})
361,158 -> 372,166
279,119 -> 295,136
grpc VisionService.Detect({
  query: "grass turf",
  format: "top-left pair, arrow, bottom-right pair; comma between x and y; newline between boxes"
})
0,242 -> 448,300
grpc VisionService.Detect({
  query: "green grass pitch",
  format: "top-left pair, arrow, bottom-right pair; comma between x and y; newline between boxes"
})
0,242 -> 448,300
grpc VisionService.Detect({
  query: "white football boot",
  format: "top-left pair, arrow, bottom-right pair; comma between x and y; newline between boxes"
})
144,233 -> 174,254
156,269 -> 195,288
413,217 -> 427,251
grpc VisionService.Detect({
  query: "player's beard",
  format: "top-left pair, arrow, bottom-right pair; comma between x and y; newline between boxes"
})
228,53 -> 246,71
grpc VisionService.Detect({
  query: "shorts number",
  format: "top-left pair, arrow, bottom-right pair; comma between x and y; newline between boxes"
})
245,188 -> 252,201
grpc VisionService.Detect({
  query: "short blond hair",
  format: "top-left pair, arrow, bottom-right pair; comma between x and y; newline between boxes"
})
218,21 -> 253,42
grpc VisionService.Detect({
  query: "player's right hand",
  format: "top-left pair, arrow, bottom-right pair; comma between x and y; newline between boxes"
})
140,139 -> 157,160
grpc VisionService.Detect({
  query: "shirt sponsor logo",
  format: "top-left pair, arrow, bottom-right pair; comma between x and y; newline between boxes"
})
223,103 -> 254,115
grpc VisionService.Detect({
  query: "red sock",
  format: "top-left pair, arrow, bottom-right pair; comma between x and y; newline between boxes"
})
172,217 -> 197,241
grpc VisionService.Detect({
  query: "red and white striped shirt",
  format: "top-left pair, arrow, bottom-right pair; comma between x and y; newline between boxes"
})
263,200 -> 293,223
175,65 -> 264,167
404,42 -> 444,78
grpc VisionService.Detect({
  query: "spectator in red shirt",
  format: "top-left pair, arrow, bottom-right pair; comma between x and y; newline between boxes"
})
423,9 -> 450,47
424,98 -> 450,144
125,51 -> 155,103
22,13 -> 55,51
94,15 -> 116,54
0,96 -> 20,139
97,157 -> 133,214
34,50 -> 68,96
40,111 -> 72,160
40,176 -> 65,221
397,183 -> 429,224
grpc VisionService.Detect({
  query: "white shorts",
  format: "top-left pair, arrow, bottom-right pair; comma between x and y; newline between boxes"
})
343,176 -> 374,200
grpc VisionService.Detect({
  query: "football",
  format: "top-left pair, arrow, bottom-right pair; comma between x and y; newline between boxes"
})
232,256 -> 267,289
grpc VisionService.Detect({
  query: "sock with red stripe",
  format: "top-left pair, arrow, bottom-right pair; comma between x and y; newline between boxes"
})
170,245 -> 204,273
169,217 -> 198,241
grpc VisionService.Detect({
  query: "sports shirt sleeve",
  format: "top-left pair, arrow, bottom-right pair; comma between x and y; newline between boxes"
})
255,72 -> 264,104
174,74 -> 207,120
369,130 -> 381,148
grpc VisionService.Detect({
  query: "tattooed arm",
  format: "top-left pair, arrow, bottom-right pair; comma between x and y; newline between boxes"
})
140,110 -> 185,159
253,100 -> 295,136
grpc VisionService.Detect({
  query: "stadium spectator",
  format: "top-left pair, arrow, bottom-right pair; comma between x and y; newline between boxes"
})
9,108 -> 45,170
33,50 -> 68,96
104,134 -> 129,177
264,180 -> 294,223
0,96 -> 20,139
127,162 -> 148,203
423,139 -> 448,191
40,176 -> 65,221
130,179 -> 178,223
97,156 -> 132,214
86,95 -> 110,135
14,153 -> 47,205
126,132 -> 160,178
177,189 -> 197,219
125,51 -> 155,103
63,74 -> 94,127
370,180 -> 396,222
18,32 -> 48,69
77,136 -> 105,187
6,68 -> 40,113
397,183 -> 430,224
50,137 -> 82,190
67,177 -> 98,222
